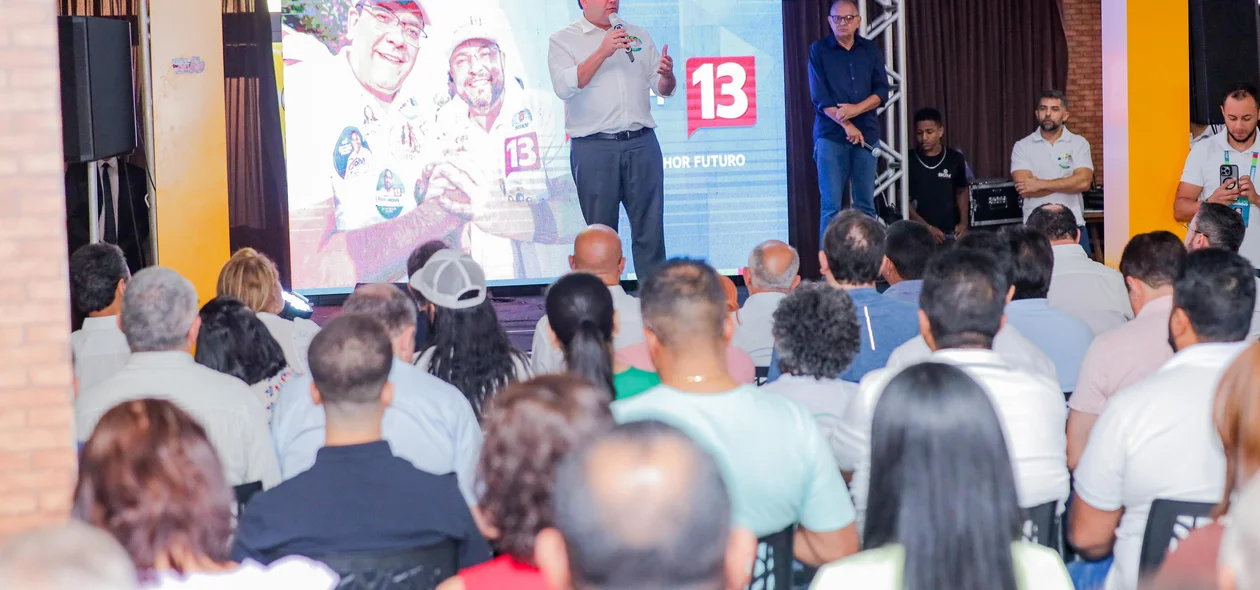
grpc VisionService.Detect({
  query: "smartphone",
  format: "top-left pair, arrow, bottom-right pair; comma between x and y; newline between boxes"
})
1221,164 -> 1240,189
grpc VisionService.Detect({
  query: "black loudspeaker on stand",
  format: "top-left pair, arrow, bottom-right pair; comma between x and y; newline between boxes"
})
1189,0 -> 1260,125
58,16 -> 137,164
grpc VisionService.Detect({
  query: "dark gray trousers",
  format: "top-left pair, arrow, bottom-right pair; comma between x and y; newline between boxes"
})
569,129 -> 666,279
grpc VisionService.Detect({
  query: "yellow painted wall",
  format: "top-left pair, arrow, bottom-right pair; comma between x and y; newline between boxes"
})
149,0 -> 231,302
1102,0 -> 1188,265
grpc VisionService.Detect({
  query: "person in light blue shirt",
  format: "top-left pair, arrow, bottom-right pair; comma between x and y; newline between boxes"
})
270,284 -> 483,506
879,220 -> 937,306
612,258 -> 859,567
768,210 -> 920,383
1001,226 -> 1094,393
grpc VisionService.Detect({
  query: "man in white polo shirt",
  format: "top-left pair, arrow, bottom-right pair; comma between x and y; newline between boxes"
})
838,248 -> 1069,529
1175,83 -> 1260,271
75,267 -> 280,489
1011,89 -> 1096,256
1027,203 -> 1133,334
1183,202 -> 1260,339
68,243 -> 131,391
1070,249 -> 1256,590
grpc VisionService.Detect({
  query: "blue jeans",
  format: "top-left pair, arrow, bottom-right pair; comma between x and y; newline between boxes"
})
816,136 -> 877,241
1067,556 -> 1113,590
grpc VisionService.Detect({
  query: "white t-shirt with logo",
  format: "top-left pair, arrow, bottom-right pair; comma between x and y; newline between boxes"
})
432,83 -> 571,279
1010,127 -> 1094,225
1179,131 -> 1260,268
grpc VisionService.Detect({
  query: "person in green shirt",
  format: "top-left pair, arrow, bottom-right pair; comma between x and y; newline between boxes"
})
543,272 -> 660,400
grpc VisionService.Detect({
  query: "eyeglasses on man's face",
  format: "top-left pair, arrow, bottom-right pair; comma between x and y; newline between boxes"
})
357,3 -> 427,46
829,14 -> 860,24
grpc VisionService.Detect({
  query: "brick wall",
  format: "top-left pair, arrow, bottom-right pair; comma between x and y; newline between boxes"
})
0,0 -> 78,535
1062,0 -> 1104,185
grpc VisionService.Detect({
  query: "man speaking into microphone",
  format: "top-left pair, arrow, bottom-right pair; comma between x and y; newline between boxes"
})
548,0 -> 676,280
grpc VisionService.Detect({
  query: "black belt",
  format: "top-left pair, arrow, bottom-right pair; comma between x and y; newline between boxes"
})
576,128 -> 652,141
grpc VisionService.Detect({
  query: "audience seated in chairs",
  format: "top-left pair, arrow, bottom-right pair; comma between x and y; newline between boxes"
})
74,267 -> 280,489
541,272 -> 659,401
1070,249 -> 1257,590
811,363 -> 1073,590
1027,203 -> 1133,334
437,375 -> 613,590
884,231 -> 1059,384
840,247 -> 1069,530
69,243 -> 131,391
531,224 -> 645,375
1184,202 -> 1260,339
1000,224 -> 1095,394
217,248 -> 320,374
767,210 -> 920,383
534,420 -> 758,590
233,314 -> 491,576
194,296 -> 296,422
730,239 -> 800,368
1067,231 -> 1185,470
271,284 -> 482,506
759,282 -> 861,470
0,521 -> 138,590
74,398 -> 336,589
411,250 -> 530,421
611,258 -> 859,566
879,220 -> 936,305
1158,341 -> 1260,586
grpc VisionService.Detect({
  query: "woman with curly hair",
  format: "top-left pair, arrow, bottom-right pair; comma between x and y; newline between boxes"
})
759,282 -> 862,467
73,398 -> 336,589
437,375 -> 613,590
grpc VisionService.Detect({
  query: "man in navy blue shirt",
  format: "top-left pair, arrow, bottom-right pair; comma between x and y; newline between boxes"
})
808,0 -> 891,238
232,313 -> 491,569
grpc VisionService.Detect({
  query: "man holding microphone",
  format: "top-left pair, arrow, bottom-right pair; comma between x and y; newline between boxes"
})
548,0 -> 676,280
1175,83 -> 1260,273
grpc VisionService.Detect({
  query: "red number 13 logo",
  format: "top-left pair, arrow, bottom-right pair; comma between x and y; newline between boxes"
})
686,56 -> 757,137
504,133 -> 541,176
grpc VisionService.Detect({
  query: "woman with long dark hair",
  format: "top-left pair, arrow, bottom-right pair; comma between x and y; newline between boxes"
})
194,296 -> 294,421
73,399 -> 336,588
543,272 -> 659,399
412,250 -> 529,421
810,363 -> 1071,590
437,375 -> 613,589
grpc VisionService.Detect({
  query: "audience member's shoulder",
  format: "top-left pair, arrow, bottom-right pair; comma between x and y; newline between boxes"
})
812,544 -> 902,587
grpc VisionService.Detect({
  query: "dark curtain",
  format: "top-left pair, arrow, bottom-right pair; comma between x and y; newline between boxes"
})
224,0 -> 292,287
905,0 -> 1068,179
781,0 -> 1068,278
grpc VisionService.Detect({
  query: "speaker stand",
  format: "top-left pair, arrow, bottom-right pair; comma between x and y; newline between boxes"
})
87,159 -> 101,244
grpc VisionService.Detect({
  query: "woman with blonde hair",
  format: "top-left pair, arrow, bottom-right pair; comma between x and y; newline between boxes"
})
216,248 -> 319,373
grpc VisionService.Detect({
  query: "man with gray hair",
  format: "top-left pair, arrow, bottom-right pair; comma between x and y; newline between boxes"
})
0,522 -> 137,590
732,239 -> 800,367
75,267 -> 280,488
535,420 -> 758,590
270,283 -> 483,506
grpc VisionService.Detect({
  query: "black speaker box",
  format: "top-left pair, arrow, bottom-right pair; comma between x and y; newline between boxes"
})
58,16 -> 137,164
1190,0 -> 1260,125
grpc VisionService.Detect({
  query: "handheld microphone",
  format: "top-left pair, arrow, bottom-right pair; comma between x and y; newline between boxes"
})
860,141 -> 883,158
608,13 -> 635,63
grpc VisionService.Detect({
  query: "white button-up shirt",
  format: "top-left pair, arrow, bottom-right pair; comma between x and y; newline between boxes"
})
1010,127 -> 1094,225
885,324 -> 1059,385
1047,244 -> 1133,335
839,348 -> 1069,531
75,351 -> 281,489
1075,341 -> 1247,590
547,15 -> 672,138
731,291 -> 789,367
70,316 -> 131,391
531,284 -> 645,375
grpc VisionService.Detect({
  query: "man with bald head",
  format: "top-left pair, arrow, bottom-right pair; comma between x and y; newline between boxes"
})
535,420 -> 758,590
732,240 -> 800,366
271,283 -> 483,507
613,259 -> 859,567
531,224 -> 646,374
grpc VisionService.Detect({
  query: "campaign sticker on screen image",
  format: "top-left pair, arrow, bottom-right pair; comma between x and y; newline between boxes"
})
504,132 -> 542,176
686,56 -> 757,138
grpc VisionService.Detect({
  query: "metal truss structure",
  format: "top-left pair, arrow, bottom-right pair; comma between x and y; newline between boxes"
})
860,0 -> 910,219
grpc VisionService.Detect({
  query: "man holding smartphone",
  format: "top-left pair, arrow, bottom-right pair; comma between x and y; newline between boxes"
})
1176,83 -> 1260,272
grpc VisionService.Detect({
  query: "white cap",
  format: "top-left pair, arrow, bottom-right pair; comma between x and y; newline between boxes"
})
447,15 -> 502,58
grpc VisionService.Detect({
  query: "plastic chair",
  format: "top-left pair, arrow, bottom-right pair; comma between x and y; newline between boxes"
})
307,540 -> 460,590
1136,499 -> 1215,577
747,525 -> 794,590
754,366 -> 770,386
233,481 -> 263,516
1021,501 -> 1061,554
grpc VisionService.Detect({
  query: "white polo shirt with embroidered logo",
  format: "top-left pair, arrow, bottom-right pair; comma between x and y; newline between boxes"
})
1010,127 -> 1094,225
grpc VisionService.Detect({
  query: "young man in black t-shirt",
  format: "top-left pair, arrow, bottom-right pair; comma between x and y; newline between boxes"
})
908,108 -> 971,241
